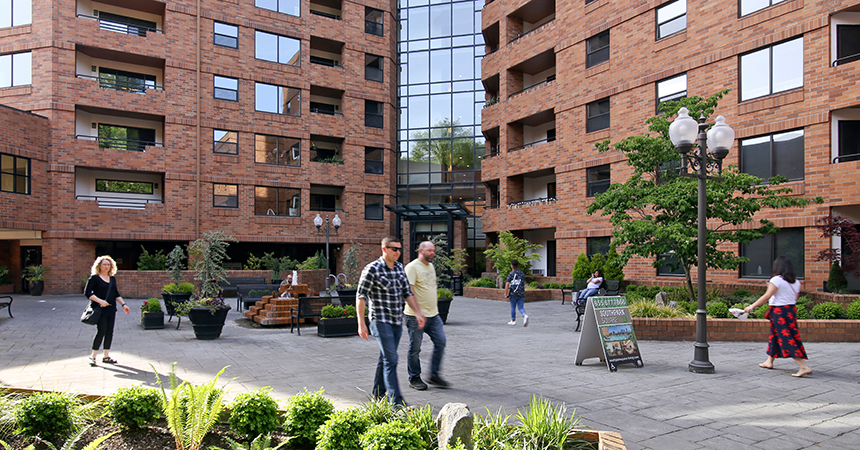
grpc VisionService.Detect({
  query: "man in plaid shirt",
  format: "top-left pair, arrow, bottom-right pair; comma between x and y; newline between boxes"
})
357,236 -> 426,406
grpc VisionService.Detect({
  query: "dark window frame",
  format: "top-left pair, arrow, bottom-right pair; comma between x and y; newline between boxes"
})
586,164 -> 611,197
739,128 -> 805,183
739,37 -> 803,102
309,193 -> 340,211
586,97 -> 610,133
657,253 -> 686,277
254,30 -> 301,66
656,73 -> 687,113
586,237 -> 610,258
838,120 -> 860,163
739,0 -> 787,17
365,7 -> 384,36
586,30 -> 609,68
254,134 -> 301,166
365,100 -> 384,128
656,0 -> 686,40
365,194 -> 384,220
98,67 -> 156,93
365,146 -> 384,174
97,123 -> 156,152
0,51 -> 31,88
254,82 -> 301,116
835,24 -> 860,66
365,53 -> 383,82
214,75 -> 239,101
254,186 -> 301,216
213,183 -> 238,208
0,152 -> 30,195
740,227 -> 805,279
255,0 -> 300,17
214,22 -> 238,48
213,130 -> 238,155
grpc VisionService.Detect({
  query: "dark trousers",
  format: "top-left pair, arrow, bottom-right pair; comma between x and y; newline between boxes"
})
92,312 -> 116,350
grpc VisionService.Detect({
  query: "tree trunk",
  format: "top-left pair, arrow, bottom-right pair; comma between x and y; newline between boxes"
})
683,263 -> 696,303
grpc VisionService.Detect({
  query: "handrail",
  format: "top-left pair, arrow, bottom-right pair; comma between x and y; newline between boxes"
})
508,75 -> 555,98
310,56 -> 342,67
507,196 -> 556,208
309,9 -> 341,20
832,154 -> 860,163
76,135 -> 164,151
76,13 -> 163,34
309,106 -> 343,116
76,195 -> 163,204
832,52 -> 860,67
365,21 -> 383,36
76,74 -> 164,92
508,17 -> 554,44
509,138 -> 551,152
486,146 -> 500,157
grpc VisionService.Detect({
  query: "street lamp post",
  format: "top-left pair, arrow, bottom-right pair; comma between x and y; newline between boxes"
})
668,107 -> 735,374
314,213 -> 341,289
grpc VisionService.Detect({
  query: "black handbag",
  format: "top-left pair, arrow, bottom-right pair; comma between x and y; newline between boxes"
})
81,302 -> 101,325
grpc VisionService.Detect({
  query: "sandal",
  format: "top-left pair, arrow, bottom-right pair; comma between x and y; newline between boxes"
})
88,356 -> 97,367
102,357 -> 118,364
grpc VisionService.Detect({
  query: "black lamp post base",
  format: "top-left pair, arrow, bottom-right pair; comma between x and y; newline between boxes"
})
688,360 -> 715,374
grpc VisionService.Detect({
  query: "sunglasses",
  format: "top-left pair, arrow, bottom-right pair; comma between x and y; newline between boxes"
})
386,247 -> 402,252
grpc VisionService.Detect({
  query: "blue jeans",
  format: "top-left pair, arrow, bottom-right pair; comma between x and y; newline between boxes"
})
577,288 -> 599,305
406,314 -> 446,380
370,320 -> 404,405
510,296 -> 526,320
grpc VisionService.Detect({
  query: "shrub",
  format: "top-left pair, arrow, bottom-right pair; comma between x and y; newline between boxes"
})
399,404 -> 437,450
528,281 -> 540,289
706,302 -> 730,319
795,304 -> 809,320
360,397 -> 397,426
571,253 -> 591,280
298,251 -> 327,271
751,305 -> 768,319
248,289 -> 273,298
628,300 -> 689,318
676,300 -> 695,315
828,262 -> 848,292
514,395 -> 580,450
846,300 -> 860,320
138,246 -> 167,270
664,287 -> 690,305
15,392 -> 78,442
473,407 -> 514,450
229,388 -> 281,439
282,388 -> 334,448
0,264 -> 9,284
321,305 -> 357,319
466,277 -> 496,288
437,288 -> 454,300
141,298 -> 163,313
107,385 -> 161,429
810,302 -> 846,320
359,421 -> 424,450
316,408 -> 373,450
153,363 -> 229,450
542,282 -> 562,289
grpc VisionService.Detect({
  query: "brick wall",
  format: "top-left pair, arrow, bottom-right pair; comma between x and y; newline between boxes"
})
112,269 -> 332,299
633,318 -> 860,343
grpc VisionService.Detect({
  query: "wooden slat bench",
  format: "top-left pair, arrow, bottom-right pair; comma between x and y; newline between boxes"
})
220,277 -> 267,298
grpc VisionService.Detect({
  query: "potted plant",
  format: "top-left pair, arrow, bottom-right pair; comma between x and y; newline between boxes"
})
318,304 -> 360,337
161,245 -> 190,322
0,264 -> 11,294
140,297 -> 165,330
184,231 -> 237,340
24,265 -> 47,296
437,287 -> 454,324
177,294 -> 231,340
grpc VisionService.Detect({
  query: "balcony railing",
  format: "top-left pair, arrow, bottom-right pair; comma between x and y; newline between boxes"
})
832,52 -> 860,67
76,135 -> 163,152
76,74 -> 163,93
507,196 -> 556,208
309,104 -> 343,116
508,138 -> 552,152
365,21 -> 383,36
365,66 -> 383,82
366,113 -> 384,128
310,56 -> 342,67
508,18 -> 554,44
76,195 -> 162,210
833,153 -> 860,163
483,96 -> 499,108
508,75 -> 555,98
310,9 -> 341,20
486,146 -> 500,157
77,13 -> 163,36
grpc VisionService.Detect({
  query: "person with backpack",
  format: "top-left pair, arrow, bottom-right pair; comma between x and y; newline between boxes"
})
576,270 -> 604,306
504,260 -> 528,327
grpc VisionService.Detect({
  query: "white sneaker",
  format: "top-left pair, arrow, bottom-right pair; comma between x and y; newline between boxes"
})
523,315 -> 529,327
507,320 -> 516,326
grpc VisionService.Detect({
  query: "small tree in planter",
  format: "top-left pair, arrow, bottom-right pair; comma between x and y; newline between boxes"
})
342,241 -> 363,285
162,245 -> 190,322
24,265 -> 47,296
484,231 -> 542,286
184,231 -> 236,340
140,297 -> 165,330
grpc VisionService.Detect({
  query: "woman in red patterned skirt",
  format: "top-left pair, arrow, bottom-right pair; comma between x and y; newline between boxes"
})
744,256 -> 812,378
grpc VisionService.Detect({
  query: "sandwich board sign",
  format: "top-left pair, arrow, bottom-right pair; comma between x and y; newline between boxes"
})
575,296 -> 644,372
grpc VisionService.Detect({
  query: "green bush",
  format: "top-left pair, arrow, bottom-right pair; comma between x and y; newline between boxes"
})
528,281 -> 540,288
316,408 -> 373,450
399,404 -> 437,450
571,253 -> 591,280
359,421 -> 424,450
514,395 -> 580,450
828,262 -> 848,292
282,388 -> 334,448
321,305 -> 357,319
795,304 -> 809,320
676,300 -> 695,315
542,282 -> 563,289
706,302 -> 730,319
138,246 -> 167,270
15,392 -> 78,442
107,385 -> 161,429
628,300 -> 689,318
298,251 -> 327,271
664,286 -> 690,304
163,282 -> 195,294
751,305 -> 768,319
248,289 -> 273,298
0,264 -> 9,284
466,277 -> 496,288
811,302 -> 846,320
846,300 -> 860,320
229,388 -> 281,439
437,288 -> 454,300
141,298 -> 163,313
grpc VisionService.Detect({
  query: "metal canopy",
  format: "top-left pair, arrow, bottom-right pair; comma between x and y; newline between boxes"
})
385,203 -> 470,221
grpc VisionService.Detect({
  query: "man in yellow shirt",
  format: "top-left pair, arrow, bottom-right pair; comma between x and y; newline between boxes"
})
404,241 -> 449,390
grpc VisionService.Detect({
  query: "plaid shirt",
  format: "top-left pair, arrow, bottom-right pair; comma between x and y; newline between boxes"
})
357,256 -> 414,325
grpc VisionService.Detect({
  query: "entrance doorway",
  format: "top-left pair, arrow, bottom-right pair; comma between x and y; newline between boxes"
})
20,246 -> 41,293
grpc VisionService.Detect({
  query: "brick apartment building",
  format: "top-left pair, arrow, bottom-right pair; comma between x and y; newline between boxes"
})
0,0 -> 400,293
479,0 -> 860,290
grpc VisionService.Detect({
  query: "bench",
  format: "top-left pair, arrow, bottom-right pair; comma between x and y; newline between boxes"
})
561,279 -> 587,305
236,284 -> 281,312
290,296 -> 331,335
220,277 -> 267,298
572,279 -> 622,332
0,296 -> 12,318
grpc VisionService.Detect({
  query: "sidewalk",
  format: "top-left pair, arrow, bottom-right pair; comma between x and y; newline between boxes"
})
1,294 -> 858,449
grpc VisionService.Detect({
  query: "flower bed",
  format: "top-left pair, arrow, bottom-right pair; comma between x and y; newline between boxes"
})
463,286 -> 558,301
633,317 -> 860,342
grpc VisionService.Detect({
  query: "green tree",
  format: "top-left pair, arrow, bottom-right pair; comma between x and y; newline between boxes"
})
484,231 -> 542,281
571,253 -> 591,279
342,242 -> 363,285
586,91 -> 821,302
409,119 -> 480,179
603,242 -> 626,283
188,231 -> 237,298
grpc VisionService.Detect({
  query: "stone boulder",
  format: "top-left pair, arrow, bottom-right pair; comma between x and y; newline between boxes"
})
436,402 -> 473,449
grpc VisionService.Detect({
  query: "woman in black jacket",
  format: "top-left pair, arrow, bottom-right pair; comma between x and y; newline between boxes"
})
84,255 -> 129,366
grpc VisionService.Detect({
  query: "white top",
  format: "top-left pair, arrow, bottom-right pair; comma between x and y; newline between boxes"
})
587,277 -> 604,290
768,275 -> 801,306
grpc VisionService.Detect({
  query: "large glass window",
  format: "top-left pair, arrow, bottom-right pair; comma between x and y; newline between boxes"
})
587,237 -> 610,257
656,73 -> 686,112
740,129 -> 804,182
365,147 -> 384,174
741,228 -> 804,278
96,179 -> 154,195
255,0 -> 300,17
255,186 -> 300,216
0,51 -> 31,88
214,22 -> 238,48
657,253 -> 686,277
213,130 -> 238,155
97,11 -> 157,36
740,0 -> 786,17
0,153 -> 29,194
98,124 -> 156,152
98,68 -> 156,94
365,194 -> 384,220
1,0 -> 32,27
213,184 -> 238,208
214,76 -> 239,101
587,164 -> 611,197
838,121 -> 860,163
586,31 -> 609,68
366,100 -> 384,128
255,83 -> 301,115
255,30 -> 301,65
255,134 -> 300,166
366,7 -> 383,36
835,25 -> 860,66
365,54 -> 383,82
656,0 -> 686,39
586,98 -> 610,133
740,37 -> 803,101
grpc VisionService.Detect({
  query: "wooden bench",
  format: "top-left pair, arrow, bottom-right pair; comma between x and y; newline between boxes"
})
220,277 -> 267,298
0,296 -> 12,318
290,296 -> 331,335
236,284 -> 281,312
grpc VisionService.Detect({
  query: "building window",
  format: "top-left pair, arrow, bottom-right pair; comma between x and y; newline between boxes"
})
547,128 -> 556,142
255,186 -> 300,216
365,194 -> 384,220
96,179 -> 154,195
98,124 -> 155,152
656,0 -> 686,39
255,0 -> 299,17
740,0 -> 787,17
214,76 -> 239,101
365,7 -> 383,36
255,30 -> 301,65
0,51 -> 31,88
656,73 -> 686,112
310,193 -> 338,211
255,82 -> 301,115
838,121 -> 860,163
1,0 -> 32,27
740,129 -> 804,182
255,134 -> 300,166
740,37 -> 803,102
835,25 -> 860,66
657,253 -> 685,277
0,153 -> 30,194
587,237 -> 609,257
365,100 -> 384,128
365,147 -> 384,174
365,54 -> 383,82
98,68 -> 156,94
214,22 -> 238,48
741,228 -> 804,278
547,182 -> 556,199
213,184 -> 238,208
214,130 -> 238,155
586,164 -> 610,197
586,98 -> 610,133
586,31 -> 609,68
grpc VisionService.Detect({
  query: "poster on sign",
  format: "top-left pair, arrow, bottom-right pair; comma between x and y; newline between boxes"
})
575,296 -> 644,372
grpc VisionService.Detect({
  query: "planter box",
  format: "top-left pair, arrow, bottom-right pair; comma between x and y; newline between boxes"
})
141,311 -> 165,330
463,286 -> 555,302
188,306 -> 230,340
438,298 -> 452,324
632,317 -> 860,342
569,429 -> 626,450
317,317 -> 360,337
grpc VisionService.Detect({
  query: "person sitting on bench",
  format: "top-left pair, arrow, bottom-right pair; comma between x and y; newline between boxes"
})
576,270 -> 604,306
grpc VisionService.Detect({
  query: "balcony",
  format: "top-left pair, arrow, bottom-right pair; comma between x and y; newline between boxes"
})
309,0 -> 342,20
75,167 -> 164,210
483,21 -> 500,55
506,0 -> 555,44
309,85 -> 344,116
508,49 -> 555,98
506,109 -> 555,153
74,106 -> 164,153
310,184 -> 344,212
76,46 -> 165,95
76,0 -> 165,36
310,135 -> 344,164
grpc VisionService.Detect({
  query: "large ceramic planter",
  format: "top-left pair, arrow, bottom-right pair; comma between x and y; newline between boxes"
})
28,280 -> 43,296
141,311 -> 165,330
187,306 -> 230,340
317,317 -> 360,337
569,430 -> 626,449
336,289 -> 357,309
437,298 -> 453,324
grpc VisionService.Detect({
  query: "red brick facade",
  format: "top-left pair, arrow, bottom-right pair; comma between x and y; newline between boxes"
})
480,0 -> 860,290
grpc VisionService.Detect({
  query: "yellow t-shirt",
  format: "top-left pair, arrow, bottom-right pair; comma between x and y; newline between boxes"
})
404,258 -> 439,317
